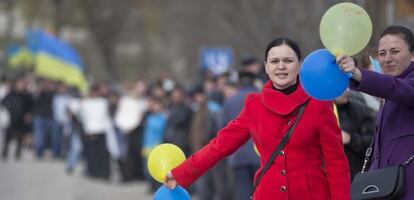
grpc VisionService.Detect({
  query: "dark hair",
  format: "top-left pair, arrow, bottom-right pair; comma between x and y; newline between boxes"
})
241,55 -> 260,67
264,37 -> 302,61
190,85 -> 204,97
380,25 -> 414,52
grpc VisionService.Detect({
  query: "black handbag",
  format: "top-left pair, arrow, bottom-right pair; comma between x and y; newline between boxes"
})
249,101 -> 308,200
350,140 -> 414,200
351,165 -> 405,200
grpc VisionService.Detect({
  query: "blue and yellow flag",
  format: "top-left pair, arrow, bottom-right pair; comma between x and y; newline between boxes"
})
6,45 -> 34,69
26,29 -> 87,93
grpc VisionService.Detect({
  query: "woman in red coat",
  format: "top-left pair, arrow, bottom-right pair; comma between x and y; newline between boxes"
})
165,37 -> 351,200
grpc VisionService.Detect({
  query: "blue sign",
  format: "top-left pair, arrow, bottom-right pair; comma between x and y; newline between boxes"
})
200,47 -> 233,75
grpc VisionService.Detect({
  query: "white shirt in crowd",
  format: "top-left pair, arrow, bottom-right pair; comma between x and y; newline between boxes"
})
78,97 -> 120,159
79,97 -> 112,135
114,95 -> 148,133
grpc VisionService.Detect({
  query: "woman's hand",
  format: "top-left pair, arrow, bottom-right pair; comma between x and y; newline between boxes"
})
164,172 -> 178,189
336,55 -> 362,82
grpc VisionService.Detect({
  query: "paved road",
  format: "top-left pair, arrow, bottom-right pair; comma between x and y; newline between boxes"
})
0,148 -> 153,200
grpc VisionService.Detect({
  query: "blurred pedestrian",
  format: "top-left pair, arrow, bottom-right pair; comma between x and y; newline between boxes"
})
164,86 -> 193,156
141,96 -> 167,191
189,87 -> 230,200
224,68 -> 260,200
334,89 -> 376,179
1,77 -> 32,160
115,80 -> 148,182
32,79 -> 58,158
78,84 -> 113,180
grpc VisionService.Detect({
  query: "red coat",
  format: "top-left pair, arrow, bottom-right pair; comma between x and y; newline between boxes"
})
172,81 -> 350,200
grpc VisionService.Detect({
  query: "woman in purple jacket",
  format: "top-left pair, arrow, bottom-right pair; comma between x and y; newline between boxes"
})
338,25 -> 414,200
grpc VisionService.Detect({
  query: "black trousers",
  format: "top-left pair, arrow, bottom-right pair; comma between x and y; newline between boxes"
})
118,131 -> 145,182
83,134 -> 111,180
2,126 -> 24,159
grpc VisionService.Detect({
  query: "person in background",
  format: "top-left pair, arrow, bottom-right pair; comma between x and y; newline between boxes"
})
115,80 -> 148,182
204,77 -> 225,107
0,75 -> 10,137
337,25 -> 414,200
164,86 -> 193,156
240,55 -> 269,89
78,84 -> 113,180
52,82 -> 72,157
223,67 -> 260,200
0,75 -> 10,101
141,96 -> 167,192
334,89 -> 376,179
165,37 -> 350,200
189,86 -> 229,200
64,88 -> 83,174
32,79 -> 57,159
1,76 -> 32,160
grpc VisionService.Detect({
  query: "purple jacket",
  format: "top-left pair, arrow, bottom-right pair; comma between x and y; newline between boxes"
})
350,62 -> 414,200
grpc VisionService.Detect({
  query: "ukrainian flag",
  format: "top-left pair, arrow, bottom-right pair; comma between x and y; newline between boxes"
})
6,45 -> 34,69
27,29 -> 88,93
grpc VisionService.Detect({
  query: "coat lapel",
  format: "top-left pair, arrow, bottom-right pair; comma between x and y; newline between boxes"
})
261,80 -> 310,115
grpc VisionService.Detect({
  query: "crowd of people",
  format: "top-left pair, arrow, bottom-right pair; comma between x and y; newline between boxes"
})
1,25 -> 412,200
0,56 -> 269,198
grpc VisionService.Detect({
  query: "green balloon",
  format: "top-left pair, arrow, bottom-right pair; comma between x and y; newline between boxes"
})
320,2 -> 372,56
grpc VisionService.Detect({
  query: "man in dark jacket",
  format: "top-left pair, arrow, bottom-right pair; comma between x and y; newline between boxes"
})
1,77 -> 32,160
164,86 -> 193,156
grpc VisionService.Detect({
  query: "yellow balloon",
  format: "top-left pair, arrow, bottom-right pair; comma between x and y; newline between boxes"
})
320,2 -> 372,56
147,143 -> 186,183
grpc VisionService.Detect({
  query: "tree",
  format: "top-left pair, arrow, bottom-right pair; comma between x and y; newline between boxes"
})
77,0 -> 133,81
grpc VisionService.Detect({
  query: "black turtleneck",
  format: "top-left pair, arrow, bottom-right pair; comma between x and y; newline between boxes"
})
274,81 -> 299,95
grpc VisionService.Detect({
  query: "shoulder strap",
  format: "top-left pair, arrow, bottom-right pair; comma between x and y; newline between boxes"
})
361,136 -> 375,172
250,100 -> 309,199
361,131 -> 414,172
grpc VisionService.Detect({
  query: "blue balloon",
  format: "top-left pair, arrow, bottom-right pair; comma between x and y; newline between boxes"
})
300,49 -> 349,100
153,185 -> 191,200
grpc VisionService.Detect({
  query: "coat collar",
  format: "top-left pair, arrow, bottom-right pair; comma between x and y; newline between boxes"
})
261,80 -> 310,115
397,62 -> 414,78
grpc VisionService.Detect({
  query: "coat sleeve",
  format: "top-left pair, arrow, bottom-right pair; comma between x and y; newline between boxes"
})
318,101 -> 351,200
171,100 -> 252,187
350,68 -> 414,106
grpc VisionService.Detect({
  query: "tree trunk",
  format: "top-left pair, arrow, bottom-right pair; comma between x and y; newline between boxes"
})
52,0 -> 64,35
101,46 -> 119,81
4,0 -> 15,42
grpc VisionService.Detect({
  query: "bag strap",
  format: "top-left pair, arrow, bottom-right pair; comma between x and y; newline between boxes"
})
361,137 -> 375,173
249,100 -> 309,199
361,137 -> 414,173
403,155 -> 414,167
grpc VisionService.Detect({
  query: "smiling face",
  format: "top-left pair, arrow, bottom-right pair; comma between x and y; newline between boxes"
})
265,44 -> 300,89
378,34 -> 414,77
